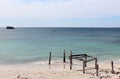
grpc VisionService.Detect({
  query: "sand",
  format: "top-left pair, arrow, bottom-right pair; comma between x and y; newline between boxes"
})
0,59 -> 120,79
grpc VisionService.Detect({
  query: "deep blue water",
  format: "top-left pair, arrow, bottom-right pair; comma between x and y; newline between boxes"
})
0,27 -> 120,64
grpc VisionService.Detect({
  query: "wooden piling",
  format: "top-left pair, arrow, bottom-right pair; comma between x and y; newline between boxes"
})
111,61 -> 114,74
63,50 -> 66,63
70,52 -> 72,70
95,58 -> 97,69
96,64 -> 99,76
49,52 -> 52,65
83,61 -> 85,73
85,55 -> 87,67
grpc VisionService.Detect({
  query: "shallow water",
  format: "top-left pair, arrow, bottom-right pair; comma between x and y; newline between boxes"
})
0,27 -> 120,64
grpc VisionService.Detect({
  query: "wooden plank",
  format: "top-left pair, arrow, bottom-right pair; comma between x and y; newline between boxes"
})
86,58 -> 95,62
77,58 -> 84,61
72,54 -> 87,56
71,57 -> 85,61
87,55 -> 94,58
72,56 -> 85,59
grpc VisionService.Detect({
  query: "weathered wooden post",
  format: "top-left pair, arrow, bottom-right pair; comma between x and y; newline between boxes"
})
83,61 -> 85,73
49,52 -> 52,65
96,64 -> 99,76
95,58 -> 97,69
63,50 -> 66,63
70,52 -> 72,70
111,61 -> 114,74
85,54 -> 87,67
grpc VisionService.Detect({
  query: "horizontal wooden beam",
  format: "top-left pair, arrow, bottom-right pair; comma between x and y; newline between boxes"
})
78,59 -> 84,61
72,56 -> 85,59
87,55 -> 93,58
86,58 -> 95,62
72,57 -> 85,61
72,54 -> 87,56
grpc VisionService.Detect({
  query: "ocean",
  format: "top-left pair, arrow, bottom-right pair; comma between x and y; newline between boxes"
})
0,27 -> 120,64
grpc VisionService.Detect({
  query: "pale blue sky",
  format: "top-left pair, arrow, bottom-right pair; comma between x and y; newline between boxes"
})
0,0 -> 120,27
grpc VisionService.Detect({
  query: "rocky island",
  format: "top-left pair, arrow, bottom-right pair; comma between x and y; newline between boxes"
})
6,26 -> 15,29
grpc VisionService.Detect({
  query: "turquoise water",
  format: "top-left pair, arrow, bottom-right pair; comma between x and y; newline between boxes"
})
0,28 -> 120,64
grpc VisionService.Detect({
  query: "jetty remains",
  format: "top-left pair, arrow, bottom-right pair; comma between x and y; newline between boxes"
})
48,50 -> 99,76
69,52 -> 98,76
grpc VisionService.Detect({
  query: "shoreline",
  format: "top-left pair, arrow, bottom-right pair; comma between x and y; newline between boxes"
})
0,58 -> 120,79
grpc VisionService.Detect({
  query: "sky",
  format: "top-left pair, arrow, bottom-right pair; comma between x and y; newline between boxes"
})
0,0 -> 120,27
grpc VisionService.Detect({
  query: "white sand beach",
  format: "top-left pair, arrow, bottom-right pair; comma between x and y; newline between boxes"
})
0,59 -> 120,79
